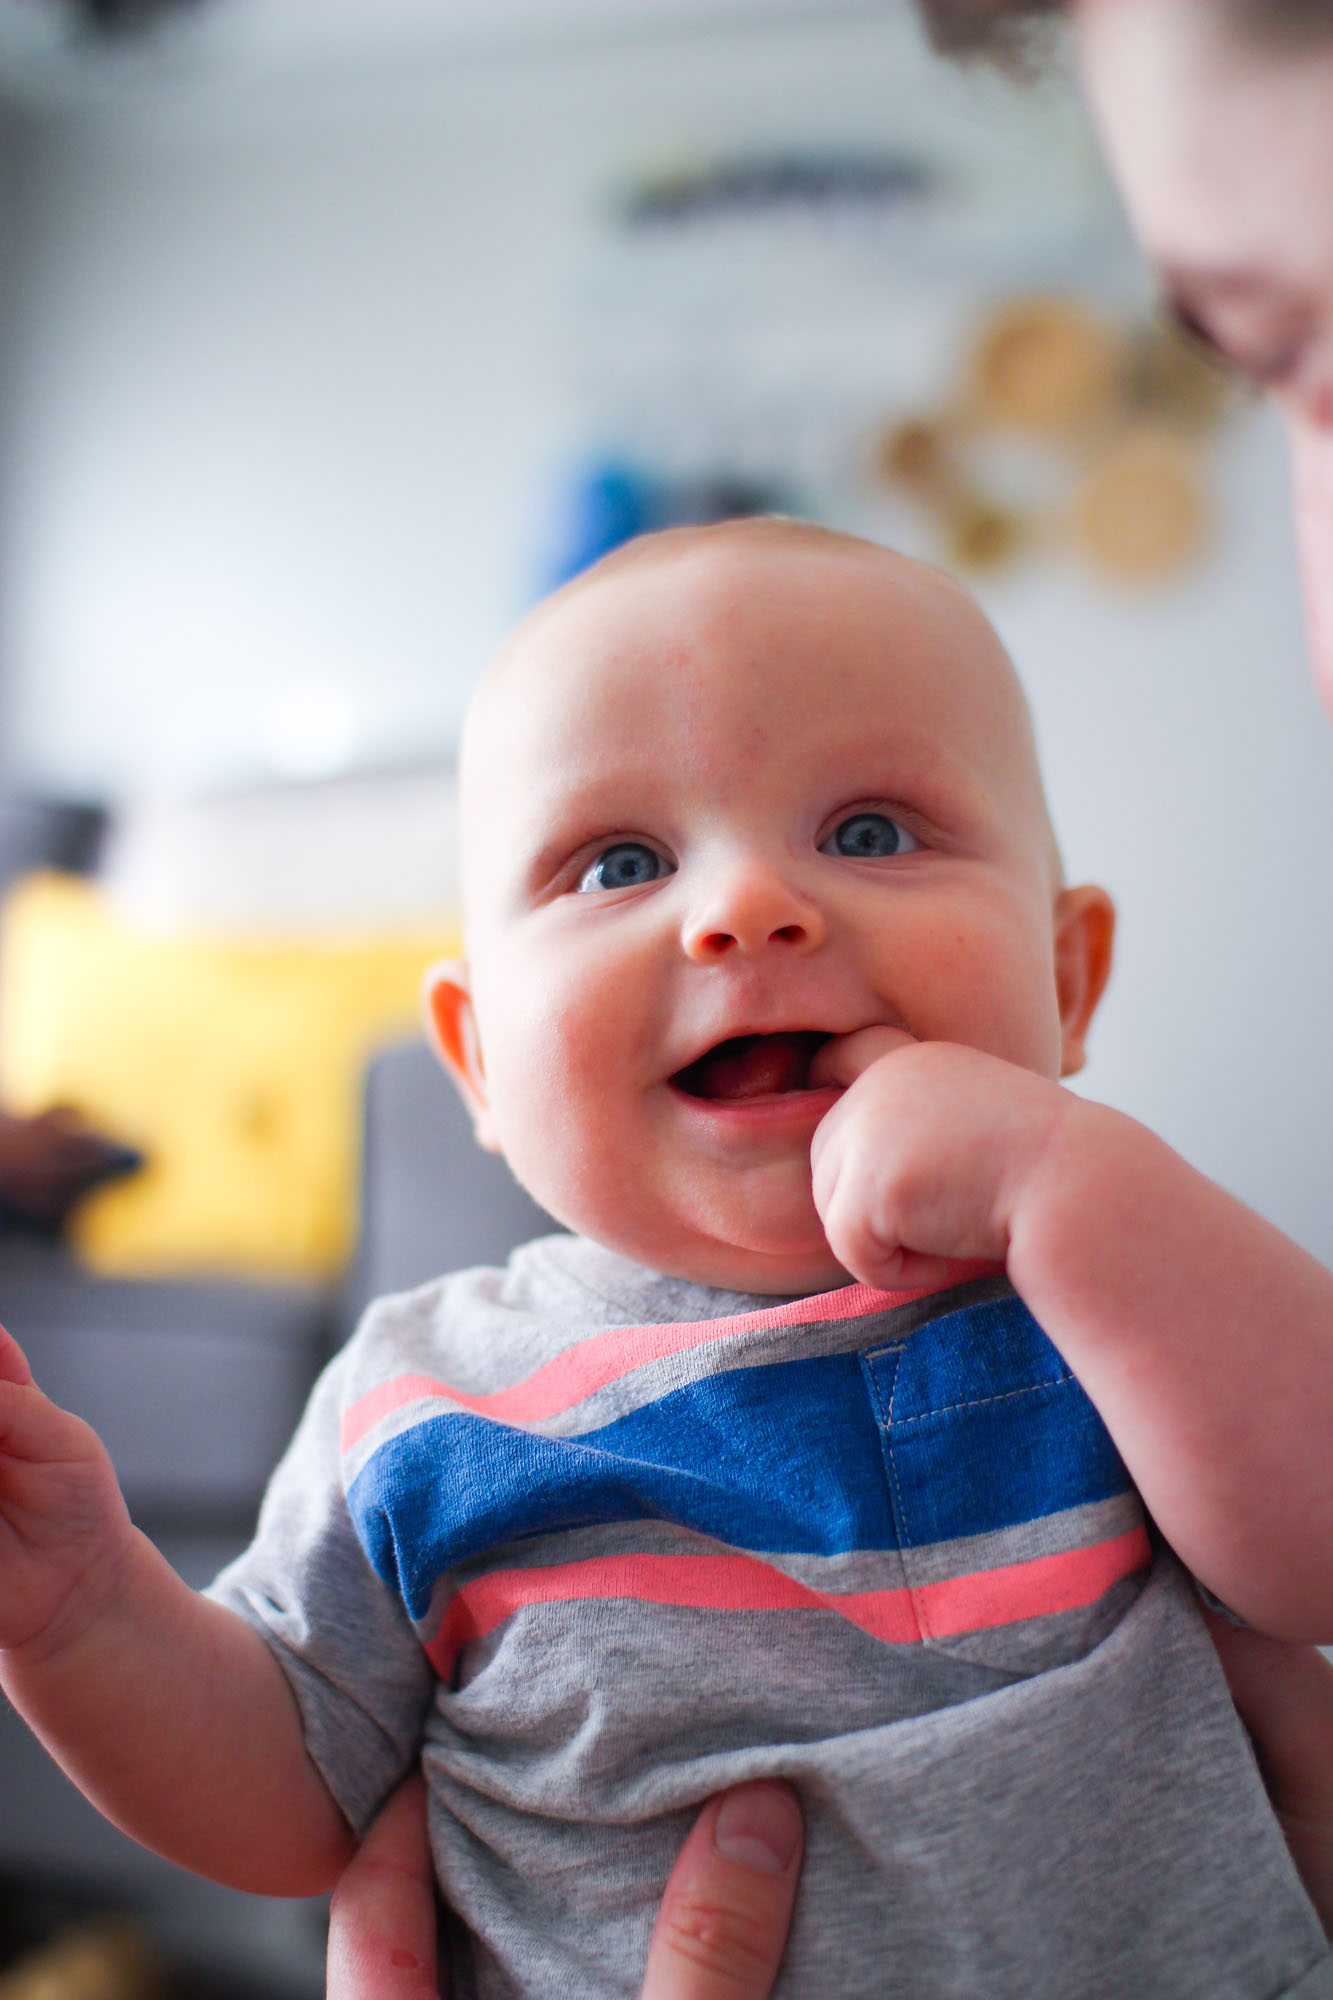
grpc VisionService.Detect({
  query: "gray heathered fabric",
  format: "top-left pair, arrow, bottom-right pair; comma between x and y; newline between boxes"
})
209,1236 -> 1333,1999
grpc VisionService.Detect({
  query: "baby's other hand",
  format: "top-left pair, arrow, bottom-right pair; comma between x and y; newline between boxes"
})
0,1322 -> 133,1662
809,1037 -> 1068,1293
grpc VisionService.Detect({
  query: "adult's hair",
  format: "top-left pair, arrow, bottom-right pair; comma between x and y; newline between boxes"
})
916,0 -> 1333,66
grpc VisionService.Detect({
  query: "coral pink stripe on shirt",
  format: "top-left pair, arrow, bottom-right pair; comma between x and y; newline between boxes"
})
425,1524 -> 1151,1675
341,1267 -> 1000,1454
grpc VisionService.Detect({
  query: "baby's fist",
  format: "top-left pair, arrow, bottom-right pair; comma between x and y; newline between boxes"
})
809,1039 -> 1067,1292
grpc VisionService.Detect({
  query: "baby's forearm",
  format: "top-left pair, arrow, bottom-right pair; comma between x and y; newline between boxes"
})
0,1524 -> 354,1895
1008,1098 -> 1333,1640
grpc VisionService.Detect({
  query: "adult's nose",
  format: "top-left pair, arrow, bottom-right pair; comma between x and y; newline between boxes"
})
681,854 -> 827,962
1290,411 -> 1333,722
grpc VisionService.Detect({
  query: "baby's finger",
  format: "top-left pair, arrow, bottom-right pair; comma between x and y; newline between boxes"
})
0,1325 -> 34,1389
808,1025 -> 915,1093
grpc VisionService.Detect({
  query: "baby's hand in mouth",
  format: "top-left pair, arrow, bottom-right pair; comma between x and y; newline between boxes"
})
807,1024 -> 917,1094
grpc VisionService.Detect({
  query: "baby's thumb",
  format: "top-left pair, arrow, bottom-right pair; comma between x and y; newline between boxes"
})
0,1324 -> 34,1389
808,1025 -> 915,1093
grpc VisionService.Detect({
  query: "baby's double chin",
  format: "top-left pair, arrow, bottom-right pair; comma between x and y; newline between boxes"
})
652,1230 -> 851,1298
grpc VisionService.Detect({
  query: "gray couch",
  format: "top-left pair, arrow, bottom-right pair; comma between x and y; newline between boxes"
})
347,1035 -> 556,1318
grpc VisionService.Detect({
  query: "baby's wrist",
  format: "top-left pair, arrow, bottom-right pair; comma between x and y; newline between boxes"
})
1,1512 -> 144,1685
1003,1087 -> 1116,1263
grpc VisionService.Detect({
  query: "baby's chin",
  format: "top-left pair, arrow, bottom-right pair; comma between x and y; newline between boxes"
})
650,1239 -> 852,1298
574,1206 -> 851,1298
509,1152 -> 846,1296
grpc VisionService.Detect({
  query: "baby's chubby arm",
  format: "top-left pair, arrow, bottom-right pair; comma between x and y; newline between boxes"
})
0,1322 -> 354,1894
809,1032 -> 1333,1641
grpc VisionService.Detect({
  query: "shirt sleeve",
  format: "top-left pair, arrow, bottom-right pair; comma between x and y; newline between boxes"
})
206,1341 -> 435,1836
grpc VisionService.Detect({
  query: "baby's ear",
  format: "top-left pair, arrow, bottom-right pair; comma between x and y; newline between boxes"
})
422,960 -> 502,1154
1053,886 -> 1116,1078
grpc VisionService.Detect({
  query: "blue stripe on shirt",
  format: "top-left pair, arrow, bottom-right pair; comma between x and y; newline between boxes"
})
348,1295 -> 1132,1621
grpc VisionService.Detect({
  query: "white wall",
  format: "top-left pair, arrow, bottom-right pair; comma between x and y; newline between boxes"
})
0,4 -> 1329,1264
0,5 -> 1104,794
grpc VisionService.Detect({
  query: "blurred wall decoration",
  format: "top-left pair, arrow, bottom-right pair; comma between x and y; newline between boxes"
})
878,297 -> 1232,585
544,150 -> 1234,592
876,292 -> 1232,584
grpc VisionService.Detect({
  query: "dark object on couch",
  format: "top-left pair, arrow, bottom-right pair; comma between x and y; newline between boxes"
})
0,795 -> 106,898
0,1111 -> 145,1237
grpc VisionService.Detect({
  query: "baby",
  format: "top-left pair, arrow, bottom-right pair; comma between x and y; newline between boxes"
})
2,520 -> 1331,2000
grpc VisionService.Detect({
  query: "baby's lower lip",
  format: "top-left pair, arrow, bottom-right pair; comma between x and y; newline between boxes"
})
665,1081 -> 842,1138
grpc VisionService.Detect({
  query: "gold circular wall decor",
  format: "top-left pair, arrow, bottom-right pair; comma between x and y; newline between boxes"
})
876,417 -> 956,497
1069,424 -> 1210,585
968,297 -> 1120,436
944,493 -> 1026,574
874,294 -> 1235,588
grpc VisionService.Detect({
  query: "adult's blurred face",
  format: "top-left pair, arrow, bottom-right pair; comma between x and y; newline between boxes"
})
1074,0 -> 1333,714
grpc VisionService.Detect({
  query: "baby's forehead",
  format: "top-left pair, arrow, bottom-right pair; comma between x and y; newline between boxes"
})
459,523 -> 1062,900
468,527 -> 992,735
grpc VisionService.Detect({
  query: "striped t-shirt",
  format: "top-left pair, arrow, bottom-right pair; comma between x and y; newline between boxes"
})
212,1234 -> 1330,2000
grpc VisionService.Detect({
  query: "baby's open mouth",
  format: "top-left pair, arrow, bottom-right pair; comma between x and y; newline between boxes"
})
671,1031 -> 833,1102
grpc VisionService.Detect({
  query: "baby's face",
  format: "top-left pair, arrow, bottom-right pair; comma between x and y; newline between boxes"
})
436,528 -> 1096,1294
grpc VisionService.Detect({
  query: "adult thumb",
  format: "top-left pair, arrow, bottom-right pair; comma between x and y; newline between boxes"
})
641,1780 -> 804,1999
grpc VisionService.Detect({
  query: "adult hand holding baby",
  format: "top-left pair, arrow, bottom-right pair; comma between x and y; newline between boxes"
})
328,1774 -> 804,2000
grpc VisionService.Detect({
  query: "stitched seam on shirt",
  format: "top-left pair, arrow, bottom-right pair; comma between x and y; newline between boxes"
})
863,1348 -> 931,1644
885,1375 -> 1074,1425
867,1348 -> 1082,1641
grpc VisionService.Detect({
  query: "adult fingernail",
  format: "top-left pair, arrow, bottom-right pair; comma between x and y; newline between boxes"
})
713,1782 -> 802,1876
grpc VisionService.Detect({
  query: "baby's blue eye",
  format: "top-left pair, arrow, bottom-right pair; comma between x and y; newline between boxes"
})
577,843 -> 673,893
822,813 -> 918,859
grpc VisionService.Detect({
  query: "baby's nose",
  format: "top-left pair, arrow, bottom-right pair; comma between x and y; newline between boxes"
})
681,862 -> 826,961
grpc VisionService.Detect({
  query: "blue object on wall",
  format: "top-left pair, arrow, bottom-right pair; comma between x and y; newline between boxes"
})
546,460 -> 658,589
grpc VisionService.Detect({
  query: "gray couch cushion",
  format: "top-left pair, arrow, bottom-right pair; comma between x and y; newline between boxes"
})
347,1039 -> 558,1321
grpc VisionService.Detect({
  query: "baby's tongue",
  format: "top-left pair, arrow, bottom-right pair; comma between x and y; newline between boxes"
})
684,1032 -> 820,1101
